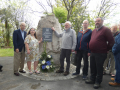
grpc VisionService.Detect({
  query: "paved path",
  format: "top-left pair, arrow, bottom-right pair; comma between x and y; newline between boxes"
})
0,57 -> 120,90
21,61 -> 80,81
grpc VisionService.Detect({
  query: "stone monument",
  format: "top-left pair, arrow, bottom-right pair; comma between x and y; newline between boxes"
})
36,14 -> 62,64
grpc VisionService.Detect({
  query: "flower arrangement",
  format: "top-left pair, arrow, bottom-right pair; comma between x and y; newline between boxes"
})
39,42 -> 54,72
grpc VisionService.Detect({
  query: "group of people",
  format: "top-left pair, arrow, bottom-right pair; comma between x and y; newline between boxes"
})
13,17 -> 120,89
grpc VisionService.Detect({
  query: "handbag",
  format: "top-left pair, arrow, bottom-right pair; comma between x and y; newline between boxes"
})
71,52 -> 77,66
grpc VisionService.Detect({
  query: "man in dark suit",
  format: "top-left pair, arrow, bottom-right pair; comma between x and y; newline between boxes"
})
13,22 -> 27,76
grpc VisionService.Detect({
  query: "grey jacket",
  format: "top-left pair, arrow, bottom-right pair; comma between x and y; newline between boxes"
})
54,28 -> 76,50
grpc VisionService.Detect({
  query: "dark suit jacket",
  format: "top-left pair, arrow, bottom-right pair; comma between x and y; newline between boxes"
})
13,29 -> 27,52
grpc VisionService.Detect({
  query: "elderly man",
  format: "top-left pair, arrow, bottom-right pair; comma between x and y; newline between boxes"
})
72,20 -> 92,80
85,17 -> 114,89
109,25 -> 120,86
52,21 -> 76,76
103,25 -> 119,76
13,22 -> 27,76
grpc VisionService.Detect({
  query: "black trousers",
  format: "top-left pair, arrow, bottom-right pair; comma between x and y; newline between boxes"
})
60,49 -> 71,72
76,50 -> 88,75
90,53 -> 107,84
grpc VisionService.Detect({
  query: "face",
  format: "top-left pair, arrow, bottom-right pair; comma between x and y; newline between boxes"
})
111,26 -> 117,33
30,28 -> 35,35
65,23 -> 71,30
95,18 -> 103,28
20,23 -> 26,31
82,20 -> 89,28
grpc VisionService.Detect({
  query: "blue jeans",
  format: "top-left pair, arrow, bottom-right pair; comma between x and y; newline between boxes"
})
114,53 -> 120,83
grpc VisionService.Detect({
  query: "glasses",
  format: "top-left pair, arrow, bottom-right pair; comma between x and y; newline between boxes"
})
30,30 -> 35,31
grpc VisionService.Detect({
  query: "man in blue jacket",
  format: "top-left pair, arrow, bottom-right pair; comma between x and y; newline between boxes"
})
72,20 -> 92,79
13,22 -> 27,76
109,31 -> 120,86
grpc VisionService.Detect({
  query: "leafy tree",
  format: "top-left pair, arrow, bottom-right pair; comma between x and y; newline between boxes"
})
53,7 -> 67,23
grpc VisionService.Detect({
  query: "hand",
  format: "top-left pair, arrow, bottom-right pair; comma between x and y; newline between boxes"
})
88,53 -> 90,56
51,27 -> 55,31
27,50 -> 30,54
71,49 -> 74,52
75,51 -> 77,54
39,38 -> 42,43
16,49 -> 19,53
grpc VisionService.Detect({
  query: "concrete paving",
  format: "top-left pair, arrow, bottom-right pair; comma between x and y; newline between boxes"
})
0,57 -> 120,90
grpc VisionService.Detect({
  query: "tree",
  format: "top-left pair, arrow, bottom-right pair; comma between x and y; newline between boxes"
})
53,7 -> 67,23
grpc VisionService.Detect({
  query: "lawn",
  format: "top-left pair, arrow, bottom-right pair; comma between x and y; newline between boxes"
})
0,48 -> 14,57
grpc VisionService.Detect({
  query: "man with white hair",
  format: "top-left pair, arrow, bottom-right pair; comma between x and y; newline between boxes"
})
13,22 -> 27,76
52,21 -> 76,76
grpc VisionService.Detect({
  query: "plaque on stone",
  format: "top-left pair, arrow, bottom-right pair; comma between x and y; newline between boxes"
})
42,28 -> 53,42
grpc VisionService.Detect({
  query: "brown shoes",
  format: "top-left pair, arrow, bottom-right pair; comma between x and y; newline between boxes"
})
63,71 -> 69,76
56,70 -> 64,73
109,82 -> 120,86
111,78 -> 115,81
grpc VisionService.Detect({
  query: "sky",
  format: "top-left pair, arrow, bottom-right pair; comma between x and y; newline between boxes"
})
12,0 -> 120,28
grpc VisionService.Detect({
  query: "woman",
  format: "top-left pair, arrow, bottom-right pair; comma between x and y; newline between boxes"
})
25,28 -> 42,74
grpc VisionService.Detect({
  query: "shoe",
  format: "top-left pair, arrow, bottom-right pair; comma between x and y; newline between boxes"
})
34,70 -> 40,74
28,70 -> 33,75
72,72 -> 79,75
85,79 -> 95,84
109,82 -> 120,86
19,70 -> 26,73
63,71 -> 69,76
111,78 -> 115,81
82,75 -> 87,80
14,72 -> 20,76
0,65 -> 3,72
93,83 -> 100,89
56,70 -> 64,73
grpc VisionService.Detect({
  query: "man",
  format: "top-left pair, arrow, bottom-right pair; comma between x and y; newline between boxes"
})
109,25 -> 120,86
52,21 -> 76,76
109,31 -> 120,86
72,20 -> 92,80
85,17 -> 114,89
103,25 -> 118,76
13,22 -> 27,76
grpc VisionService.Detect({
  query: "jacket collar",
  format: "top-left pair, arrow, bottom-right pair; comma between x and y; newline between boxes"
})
79,29 -> 90,34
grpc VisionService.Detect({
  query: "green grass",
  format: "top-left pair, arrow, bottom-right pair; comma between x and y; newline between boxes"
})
0,48 -> 14,57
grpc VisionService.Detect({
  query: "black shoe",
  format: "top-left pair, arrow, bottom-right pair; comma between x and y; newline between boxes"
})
19,70 -> 26,73
93,83 -> 100,89
63,71 -> 69,76
14,72 -> 20,76
82,75 -> 87,80
72,72 -> 79,75
0,65 -> 3,72
85,79 -> 95,84
56,70 -> 64,73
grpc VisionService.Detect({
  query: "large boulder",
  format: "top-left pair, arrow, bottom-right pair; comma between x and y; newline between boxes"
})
36,15 -> 62,64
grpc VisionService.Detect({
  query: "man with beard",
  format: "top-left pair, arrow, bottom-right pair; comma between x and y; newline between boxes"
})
85,17 -> 114,89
